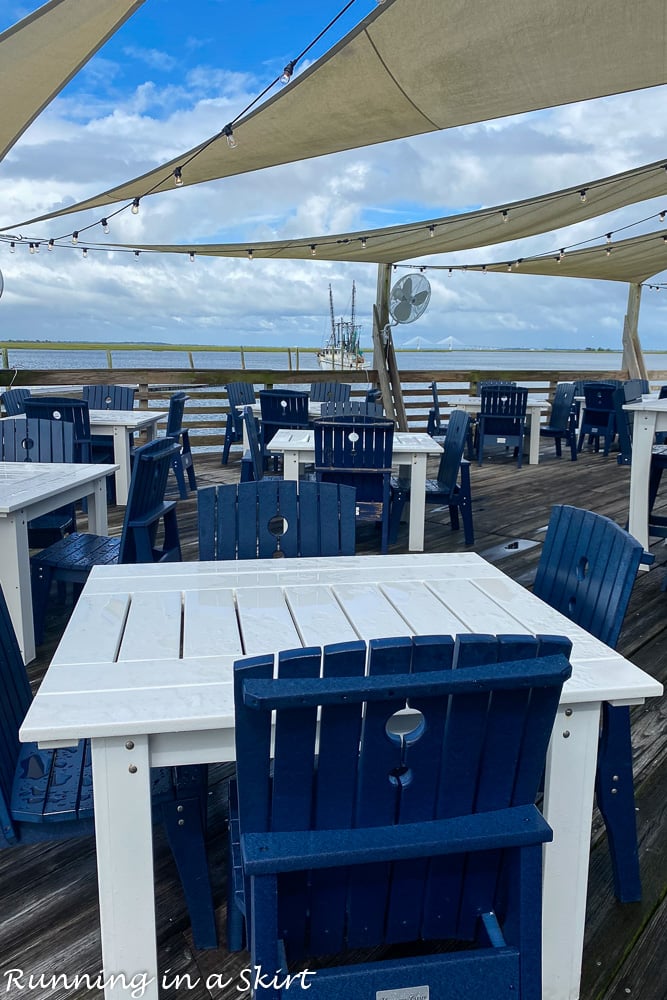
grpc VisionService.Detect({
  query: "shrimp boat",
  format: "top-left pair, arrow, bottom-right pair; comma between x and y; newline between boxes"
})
317,282 -> 367,371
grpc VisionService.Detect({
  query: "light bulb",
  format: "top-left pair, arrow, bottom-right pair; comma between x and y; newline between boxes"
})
558,249 -> 565,261
131,198 -> 140,215
173,167 -> 183,187
310,245 -> 317,256
501,210 -> 509,223
48,239 -> 54,251
189,251 -> 195,263
134,250 -> 140,258
506,262 -> 512,271
33,242 -> 39,253
71,231 -> 79,245
429,225 -> 435,237
579,190 -> 587,203
29,243 -> 35,254
9,242 -> 15,252
660,210 -> 666,222
606,233 -> 612,243
82,248 -> 88,259
247,249 -> 253,260
280,60 -> 295,85
101,218 -> 110,234
361,237 -> 367,248
223,124 -> 237,149
606,246 -> 612,256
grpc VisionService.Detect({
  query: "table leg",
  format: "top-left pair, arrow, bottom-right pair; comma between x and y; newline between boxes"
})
627,411 -> 656,559
0,513 -> 35,663
405,455 -> 427,551
91,734 -> 159,1000
86,478 -> 110,534
541,701 -> 601,1000
528,412 -> 541,465
112,427 -> 132,506
279,449 -> 300,481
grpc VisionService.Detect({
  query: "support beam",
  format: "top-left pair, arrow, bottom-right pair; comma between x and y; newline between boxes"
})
621,283 -> 648,380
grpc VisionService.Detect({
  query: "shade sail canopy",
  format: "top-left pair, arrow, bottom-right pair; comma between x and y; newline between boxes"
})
435,230 -> 667,284
96,158 -> 667,269
0,0 -> 145,163
14,0 -> 667,227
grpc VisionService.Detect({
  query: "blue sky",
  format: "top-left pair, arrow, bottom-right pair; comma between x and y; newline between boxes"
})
1,0 -> 666,352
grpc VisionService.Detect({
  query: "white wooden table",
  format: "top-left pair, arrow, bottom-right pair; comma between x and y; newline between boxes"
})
20,554 -> 662,1000
622,396 -> 667,562
89,409 -> 166,505
447,395 -> 549,465
0,461 -> 116,663
267,429 -> 443,551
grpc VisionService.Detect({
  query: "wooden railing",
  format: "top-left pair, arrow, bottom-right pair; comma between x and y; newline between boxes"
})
3,365 -> 667,454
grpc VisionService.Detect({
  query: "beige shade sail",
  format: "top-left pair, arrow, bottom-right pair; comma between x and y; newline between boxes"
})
430,230 -> 667,284
89,158 -> 667,267
12,0 -> 667,227
0,0 -> 146,163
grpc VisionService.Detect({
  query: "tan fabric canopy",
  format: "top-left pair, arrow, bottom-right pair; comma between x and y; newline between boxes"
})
430,230 -> 667,284
0,0 -> 145,163
13,0 -> 667,227
94,158 -> 667,269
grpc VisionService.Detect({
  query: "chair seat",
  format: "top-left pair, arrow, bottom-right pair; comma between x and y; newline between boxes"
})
31,532 -> 121,574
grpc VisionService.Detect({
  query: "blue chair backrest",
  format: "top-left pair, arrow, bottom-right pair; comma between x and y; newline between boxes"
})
198,480 -> 356,560
547,383 -> 575,432
225,383 -> 256,437
118,437 -> 181,564
533,505 -> 644,648
242,406 -> 265,481
82,384 -> 135,410
582,382 -> 617,412
436,409 -> 470,489
0,418 -> 29,460
0,584 -> 34,842
23,396 -> 91,462
480,386 -> 528,430
314,416 -> 394,499
309,381 -> 352,404
233,633 -> 572,960
166,392 -> 188,438
24,417 -> 76,463
259,389 -> 310,446
0,388 -> 30,416
320,400 -> 383,418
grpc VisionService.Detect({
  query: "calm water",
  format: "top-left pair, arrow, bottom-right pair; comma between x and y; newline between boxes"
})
5,347 -> 667,373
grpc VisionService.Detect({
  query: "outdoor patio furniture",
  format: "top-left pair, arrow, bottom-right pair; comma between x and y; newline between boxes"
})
228,633 -> 572,997
577,382 -> 618,456
533,504 -> 651,902
475,385 -> 528,467
24,396 -> 92,462
165,391 -> 196,498
0,581 -> 217,950
0,387 -> 30,416
198,479 -> 356,559
314,415 -> 394,554
540,382 -> 577,460
427,379 -> 446,436
258,388 -> 311,448
319,399 -> 384,417
309,380 -> 351,403
389,408 -> 473,544
222,381 -> 255,465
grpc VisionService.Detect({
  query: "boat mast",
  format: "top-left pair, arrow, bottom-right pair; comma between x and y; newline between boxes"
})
329,284 -> 336,346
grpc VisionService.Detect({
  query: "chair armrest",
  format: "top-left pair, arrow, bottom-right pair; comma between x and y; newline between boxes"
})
241,804 -> 552,875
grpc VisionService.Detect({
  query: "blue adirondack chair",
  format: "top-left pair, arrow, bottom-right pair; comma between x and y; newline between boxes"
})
30,437 -> 182,645
389,409 -> 473,545
222,382 -> 256,465
228,633 -> 572,998
475,385 -> 528,467
23,396 -> 92,462
0,387 -> 30,416
0,417 -> 79,547
198,479 -> 356,559
319,399 -> 384,418
0,582 -> 217,949
427,380 -> 446,437
164,391 -> 197,498
540,382 -> 578,461
576,382 -> 618,456
314,416 -> 394,554
532,504 -> 651,902
309,381 -> 352,404
239,406 -> 280,483
259,389 -> 311,449
82,383 -> 136,410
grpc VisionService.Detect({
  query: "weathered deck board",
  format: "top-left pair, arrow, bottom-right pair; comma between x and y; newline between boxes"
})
3,442 -> 666,1000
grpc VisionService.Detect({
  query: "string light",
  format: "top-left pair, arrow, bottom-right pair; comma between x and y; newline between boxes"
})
9,242 -> 14,253
280,60 -> 296,84
29,243 -> 35,254
247,249 -> 253,259
579,189 -> 588,204
82,248 -> 88,259
48,239 -> 54,250
558,249 -> 565,260
134,250 -> 140,258
506,262 -> 512,271
501,210 -> 509,223
429,225 -> 435,237
71,231 -> 79,245
173,167 -> 183,187
310,244 -> 317,256
606,233 -> 612,243
131,198 -> 140,215
660,210 -> 666,222
189,251 -> 195,262
361,236 -> 367,248
101,218 -> 110,234
223,124 -> 237,149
